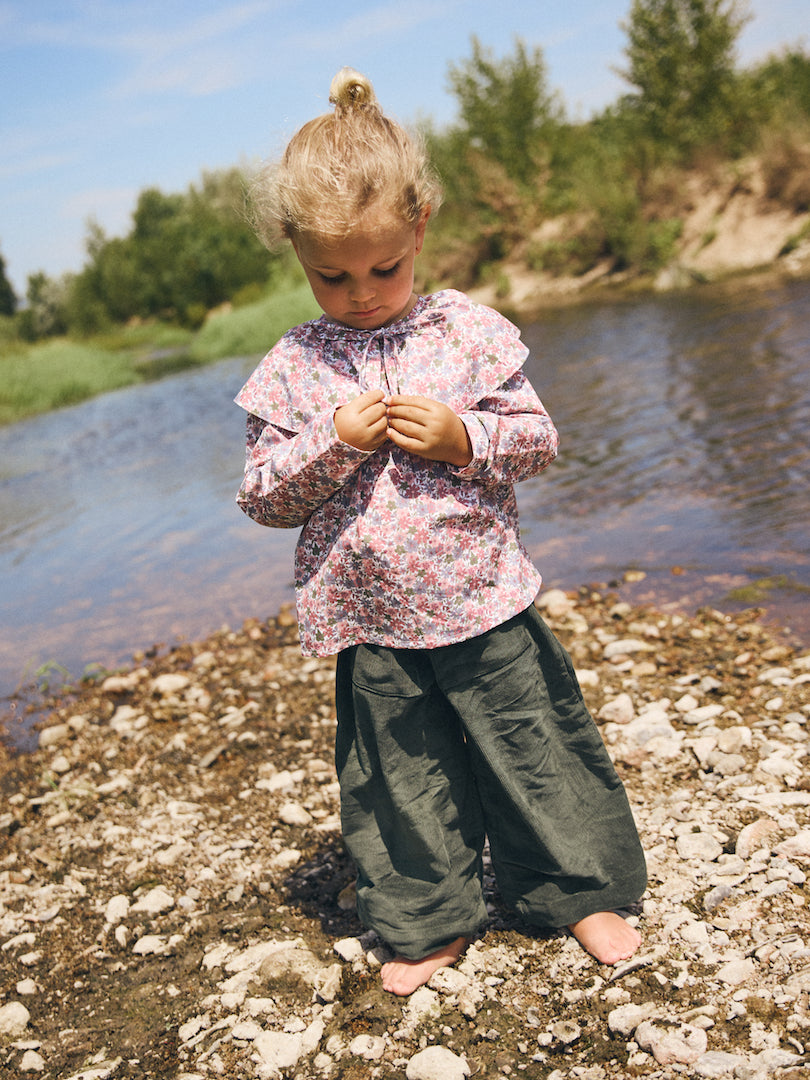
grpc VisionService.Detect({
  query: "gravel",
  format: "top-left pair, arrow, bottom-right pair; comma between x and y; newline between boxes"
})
1,584 -> 809,1079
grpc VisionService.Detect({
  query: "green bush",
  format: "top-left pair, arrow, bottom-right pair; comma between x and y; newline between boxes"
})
189,283 -> 320,363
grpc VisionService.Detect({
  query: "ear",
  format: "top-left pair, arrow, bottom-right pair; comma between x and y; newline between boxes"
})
414,207 -> 430,255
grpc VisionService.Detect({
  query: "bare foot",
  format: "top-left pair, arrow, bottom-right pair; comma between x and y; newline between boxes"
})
568,911 -> 641,965
380,936 -> 468,996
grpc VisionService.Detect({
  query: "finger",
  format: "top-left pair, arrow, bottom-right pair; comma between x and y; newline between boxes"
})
386,403 -> 429,424
361,401 -> 389,423
357,388 -> 386,408
387,416 -> 426,439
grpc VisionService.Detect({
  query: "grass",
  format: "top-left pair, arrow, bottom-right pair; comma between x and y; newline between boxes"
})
0,340 -> 140,425
188,282 -> 319,363
0,282 -> 321,426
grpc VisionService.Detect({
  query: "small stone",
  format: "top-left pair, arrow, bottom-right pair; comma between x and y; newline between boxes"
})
603,639 -> 652,660
349,1034 -> 386,1060
151,672 -> 191,696
634,1020 -> 708,1065
404,986 -> 442,1022
0,1001 -> 30,1038
38,724 -> 71,749
706,750 -> 746,776
692,1050 -> 748,1077
675,694 -> 700,713
253,1031 -> 303,1072
550,1019 -> 581,1044
406,1045 -> 471,1080
131,885 -> 174,915
19,1050 -> 46,1073
105,894 -> 130,925
598,693 -> 635,725
715,957 -> 756,986
313,965 -> 342,1003
178,1015 -> 209,1042
132,934 -> 169,955
676,832 -> 723,862
735,818 -> 779,859
607,1002 -> 657,1036
776,830 -> 810,859
232,1020 -> 263,1040
536,589 -> 575,618
101,670 -> 146,693
278,802 -> 313,826
333,937 -> 365,962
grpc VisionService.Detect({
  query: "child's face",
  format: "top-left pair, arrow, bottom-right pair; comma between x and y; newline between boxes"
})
292,207 -> 428,330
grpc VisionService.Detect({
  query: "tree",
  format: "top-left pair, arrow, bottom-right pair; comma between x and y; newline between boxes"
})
446,36 -> 563,189
0,249 -> 17,316
17,272 -> 70,340
71,168 -> 276,328
617,0 -> 751,155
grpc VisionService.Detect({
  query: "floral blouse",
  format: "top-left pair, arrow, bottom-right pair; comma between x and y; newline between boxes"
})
235,289 -> 559,656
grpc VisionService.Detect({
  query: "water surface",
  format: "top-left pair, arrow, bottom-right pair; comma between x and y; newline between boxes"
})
2,278 -> 808,746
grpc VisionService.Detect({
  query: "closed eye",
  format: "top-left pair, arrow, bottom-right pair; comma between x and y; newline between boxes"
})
318,272 -> 346,285
374,262 -> 401,278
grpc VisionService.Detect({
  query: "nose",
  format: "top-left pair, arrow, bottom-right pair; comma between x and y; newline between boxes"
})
348,277 -> 375,304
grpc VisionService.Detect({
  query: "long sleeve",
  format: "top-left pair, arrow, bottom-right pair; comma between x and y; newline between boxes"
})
237,411 -> 371,528
453,371 -> 559,486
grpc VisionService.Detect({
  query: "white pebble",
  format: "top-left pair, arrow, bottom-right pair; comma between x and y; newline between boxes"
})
349,1034 -> 386,1060
278,802 -> 313,826
0,1001 -> 30,1038
406,1045 -> 471,1080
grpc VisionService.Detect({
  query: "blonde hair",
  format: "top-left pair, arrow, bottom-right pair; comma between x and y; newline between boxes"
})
249,67 -> 442,245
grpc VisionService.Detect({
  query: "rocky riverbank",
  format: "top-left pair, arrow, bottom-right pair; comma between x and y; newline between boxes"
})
1,585 -> 809,1079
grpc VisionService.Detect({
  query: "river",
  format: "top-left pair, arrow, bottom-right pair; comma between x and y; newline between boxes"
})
2,277 -> 809,748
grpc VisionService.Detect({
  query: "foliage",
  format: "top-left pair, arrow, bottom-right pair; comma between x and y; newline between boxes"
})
0,339 -> 136,424
745,47 -> 810,123
0,250 -> 16,316
68,168 -> 276,333
759,123 -> 810,211
4,27 -> 810,379
0,280 -> 317,425
17,272 -> 70,340
446,35 -> 563,189
423,36 -> 567,287
189,281 -> 319,363
615,0 -> 751,158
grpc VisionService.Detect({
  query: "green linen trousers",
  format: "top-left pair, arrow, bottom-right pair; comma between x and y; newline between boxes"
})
335,604 -> 647,960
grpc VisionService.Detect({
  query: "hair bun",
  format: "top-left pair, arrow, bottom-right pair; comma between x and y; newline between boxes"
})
329,67 -> 378,110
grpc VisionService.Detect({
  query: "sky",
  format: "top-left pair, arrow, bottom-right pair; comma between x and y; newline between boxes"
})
0,0 -> 806,297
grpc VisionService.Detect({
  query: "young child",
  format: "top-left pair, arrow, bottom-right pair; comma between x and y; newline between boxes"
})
236,68 -> 646,997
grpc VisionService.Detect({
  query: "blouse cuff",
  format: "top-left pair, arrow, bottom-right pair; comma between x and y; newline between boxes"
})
449,414 -> 491,479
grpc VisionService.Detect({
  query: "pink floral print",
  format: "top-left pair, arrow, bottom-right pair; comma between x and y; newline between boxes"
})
235,290 -> 559,655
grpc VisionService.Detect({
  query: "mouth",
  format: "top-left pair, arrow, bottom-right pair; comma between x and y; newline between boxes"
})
352,307 -> 382,320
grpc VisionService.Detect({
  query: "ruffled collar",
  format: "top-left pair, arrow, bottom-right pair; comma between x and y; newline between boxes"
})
234,289 -> 527,429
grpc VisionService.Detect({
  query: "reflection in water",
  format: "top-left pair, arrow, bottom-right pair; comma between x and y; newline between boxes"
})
1,279 -> 809,744
519,280 -> 809,615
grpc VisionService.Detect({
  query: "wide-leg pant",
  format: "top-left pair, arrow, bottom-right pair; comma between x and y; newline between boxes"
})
334,605 -> 647,960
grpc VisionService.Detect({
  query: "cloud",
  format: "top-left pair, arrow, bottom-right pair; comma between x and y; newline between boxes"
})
108,0 -> 278,98
60,185 -> 139,234
0,150 -> 76,182
1,0 -> 279,99
291,0 -> 456,52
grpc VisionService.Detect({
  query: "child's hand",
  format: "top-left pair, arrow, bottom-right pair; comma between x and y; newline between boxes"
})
334,389 -> 389,452
385,394 -> 473,467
